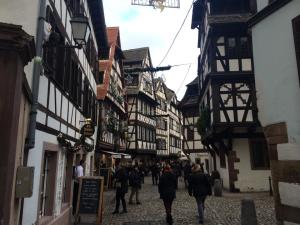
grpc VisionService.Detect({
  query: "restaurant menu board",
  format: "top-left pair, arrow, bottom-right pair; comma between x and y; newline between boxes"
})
75,177 -> 104,225
78,178 -> 100,214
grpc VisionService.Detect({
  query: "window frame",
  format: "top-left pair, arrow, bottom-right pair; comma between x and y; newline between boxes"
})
249,138 -> 270,170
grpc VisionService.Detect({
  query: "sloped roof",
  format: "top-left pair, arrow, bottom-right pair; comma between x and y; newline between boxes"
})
165,86 -> 175,102
179,77 -> 199,108
97,27 -> 122,100
187,77 -> 198,86
123,47 -> 149,63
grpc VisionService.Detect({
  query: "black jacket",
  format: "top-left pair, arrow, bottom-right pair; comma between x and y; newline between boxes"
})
188,171 -> 211,198
158,171 -> 177,200
114,167 -> 129,194
129,169 -> 142,188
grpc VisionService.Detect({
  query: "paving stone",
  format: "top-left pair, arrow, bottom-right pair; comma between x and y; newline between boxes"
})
101,177 -> 276,225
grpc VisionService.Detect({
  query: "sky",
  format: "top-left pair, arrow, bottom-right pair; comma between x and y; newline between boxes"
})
102,0 -> 199,100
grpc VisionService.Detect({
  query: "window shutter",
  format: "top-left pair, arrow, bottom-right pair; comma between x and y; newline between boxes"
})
292,15 -> 300,85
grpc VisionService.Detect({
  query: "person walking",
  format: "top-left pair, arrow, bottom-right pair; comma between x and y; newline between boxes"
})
112,163 -> 129,214
151,163 -> 159,185
72,159 -> 85,215
158,164 -> 177,225
128,166 -> 142,204
188,164 -> 212,224
183,161 -> 192,188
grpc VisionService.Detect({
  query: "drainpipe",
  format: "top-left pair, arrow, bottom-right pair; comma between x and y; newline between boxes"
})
25,0 -> 47,150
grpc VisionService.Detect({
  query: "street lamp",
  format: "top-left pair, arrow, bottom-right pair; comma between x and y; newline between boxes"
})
44,14 -> 90,49
70,15 -> 90,48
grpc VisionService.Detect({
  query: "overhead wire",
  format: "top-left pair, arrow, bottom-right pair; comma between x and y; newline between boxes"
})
157,1 -> 194,66
176,63 -> 192,95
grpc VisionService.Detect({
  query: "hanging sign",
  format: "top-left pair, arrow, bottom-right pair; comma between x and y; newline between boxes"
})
80,120 -> 95,138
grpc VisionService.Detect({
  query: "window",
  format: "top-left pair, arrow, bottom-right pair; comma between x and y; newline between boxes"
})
220,150 -> 226,168
187,126 -> 194,141
39,151 -> 57,217
292,15 -> 300,85
156,138 -> 166,150
65,0 -> 84,16
249,138 -> 270,169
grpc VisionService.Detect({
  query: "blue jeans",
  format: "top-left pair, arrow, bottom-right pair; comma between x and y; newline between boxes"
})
195,196 -> 205,222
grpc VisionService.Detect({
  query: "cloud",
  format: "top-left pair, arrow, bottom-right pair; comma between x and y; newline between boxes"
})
103,0 -> 199,100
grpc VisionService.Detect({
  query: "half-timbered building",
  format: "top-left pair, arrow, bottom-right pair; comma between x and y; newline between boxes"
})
191,0 -> 270,192
179,78 -> 211,172
155,78 -> 169,158
96,27 -> 127,171
123,47 -> 157,164
249,0 -> 300,223
165,87 -> 183,159
0,0 -> 106,224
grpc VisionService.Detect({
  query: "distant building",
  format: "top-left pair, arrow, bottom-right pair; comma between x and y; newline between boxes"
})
155,78 -> 169,158
179,78 -> 211,172
249,0 -> 300,223
191,0 -> 270,192
96,27 -> 127,170
123,47 -> 157,164
155,78 -> 183,159
165,86 -> 183,159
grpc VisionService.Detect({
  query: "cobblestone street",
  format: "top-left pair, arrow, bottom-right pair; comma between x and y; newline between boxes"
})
101,177 -> 276,225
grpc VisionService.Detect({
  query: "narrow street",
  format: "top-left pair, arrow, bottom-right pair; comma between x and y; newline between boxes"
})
101,177 -> 276,225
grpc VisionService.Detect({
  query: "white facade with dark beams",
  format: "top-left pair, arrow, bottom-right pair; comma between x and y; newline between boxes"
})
165,87 -> 183,158
96,27 -> 127,170
0,0 -> 106,224
123,47 -> 157,163
155,78 -> 169,158
179,78 -> 211,172
191,0 -> 270,192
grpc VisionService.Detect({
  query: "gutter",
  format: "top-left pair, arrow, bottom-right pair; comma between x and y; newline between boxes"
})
25,0 -> 47,150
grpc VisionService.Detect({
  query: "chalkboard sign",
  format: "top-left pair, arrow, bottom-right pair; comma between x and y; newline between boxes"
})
76,177 -> 104,224
99,168 -> 111,188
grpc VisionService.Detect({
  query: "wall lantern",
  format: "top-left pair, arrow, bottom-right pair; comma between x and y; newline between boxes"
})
70,15 -> 90,48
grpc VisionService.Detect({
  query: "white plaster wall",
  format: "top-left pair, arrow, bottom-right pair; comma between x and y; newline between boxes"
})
0,0 -> 39,41
0,0 -> 39,89
256,0 -> 269,12
234,139 -> 270,192
22,130 -> 57,225
252,1 -> 300,144
215,154 -> 230,190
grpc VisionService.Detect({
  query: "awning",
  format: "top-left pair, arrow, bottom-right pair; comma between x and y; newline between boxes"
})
99,150 -> 131,159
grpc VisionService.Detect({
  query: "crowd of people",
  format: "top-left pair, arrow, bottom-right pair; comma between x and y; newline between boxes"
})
111,160 -> 216,225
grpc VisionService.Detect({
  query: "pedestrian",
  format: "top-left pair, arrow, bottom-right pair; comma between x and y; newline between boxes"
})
171,161 -> 181,189
129,166 -> 142,204
112,163 -> 129,214
151,163 -> 159,185
158,164 -> 177,225
72,159 -> 85,215
188,164 -> 212,224
183,161 -> 192,188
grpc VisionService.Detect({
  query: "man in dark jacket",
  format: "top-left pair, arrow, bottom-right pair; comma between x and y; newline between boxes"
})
151,163 -> 159,185
112,163 -> 129,214
158,164 -> 177,225
188,164 -> 211,224
183,162 -> 192,188
129,166 -> 142,204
